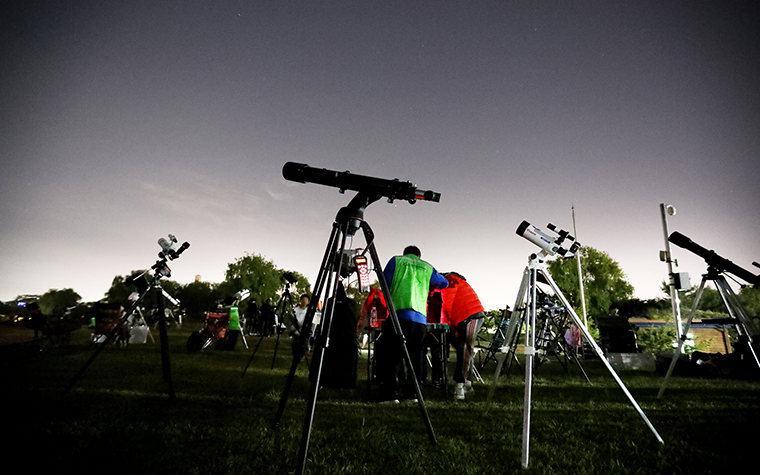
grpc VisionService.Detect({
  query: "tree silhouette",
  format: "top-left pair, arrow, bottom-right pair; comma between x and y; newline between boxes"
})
547,246 -> 634,319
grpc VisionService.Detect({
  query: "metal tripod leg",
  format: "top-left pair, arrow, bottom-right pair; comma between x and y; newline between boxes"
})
487,266 -> 530,407
541,268 -> 663,445
241,287 -> 300,377
271,195 -> 437,475
521,265 -> 538,467
489,257 -> 663,467
658,275 -> 707,398
538,307 -> 590,383
64,280 -> 175,399
270,288 -> 295,369
658,271 -> 760,399
294,216 -> 351,475
153,280 -> 175,399
64,290 -> 150,394
713,276 -> 760,368
241,333 -> 266,377
272,220 -> 337,430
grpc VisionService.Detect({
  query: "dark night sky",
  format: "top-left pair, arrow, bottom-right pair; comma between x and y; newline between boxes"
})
2,1 -> 758,309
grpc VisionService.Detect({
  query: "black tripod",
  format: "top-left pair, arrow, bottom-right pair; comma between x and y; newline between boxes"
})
271,192 -> 437,475
658,266 -> 760,398
241,281 -> 297,376
63,255 -> 185,399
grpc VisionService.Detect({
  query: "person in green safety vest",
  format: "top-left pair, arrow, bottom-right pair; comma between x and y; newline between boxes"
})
223,296 -> 241,350
375,245 -> 448,403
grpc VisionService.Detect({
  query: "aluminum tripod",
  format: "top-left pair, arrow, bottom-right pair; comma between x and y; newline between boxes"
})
64,261 -> 178,399
495,286 -> 590,383
658,266 -> 760,398
270,192 -> 437,475
489,254 -> 663,468
241,282 -> 296,376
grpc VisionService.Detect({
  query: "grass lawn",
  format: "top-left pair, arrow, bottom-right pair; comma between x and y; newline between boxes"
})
2,322 -> 758,474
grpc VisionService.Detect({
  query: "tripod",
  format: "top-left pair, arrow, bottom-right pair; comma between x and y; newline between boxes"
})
489,254 -> 663,468
271,192 -> 437,475
658,266 -> 760,398
478,309 -> 512,369
498,288 -> 590,383
126,305 -> 155,344
64,257 -> 180,399
241,282 -> 297,376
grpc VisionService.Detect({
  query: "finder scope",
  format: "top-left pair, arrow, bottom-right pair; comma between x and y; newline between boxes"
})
282,162 -> 440,204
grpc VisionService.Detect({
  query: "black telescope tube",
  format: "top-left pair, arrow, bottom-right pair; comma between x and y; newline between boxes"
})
282,162 -> 440,203
668,231 -> 759,286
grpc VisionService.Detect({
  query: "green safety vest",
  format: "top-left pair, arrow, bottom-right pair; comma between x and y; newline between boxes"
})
389,255 -> 434,314
227,306 -> 240,331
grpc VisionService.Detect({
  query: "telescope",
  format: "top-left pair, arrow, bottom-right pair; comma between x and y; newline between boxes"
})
282,162 -> 440,204
668,231 -> 760,287
516,220 -> 580,258
158,234 -> 190,261
236,289 -> 251,301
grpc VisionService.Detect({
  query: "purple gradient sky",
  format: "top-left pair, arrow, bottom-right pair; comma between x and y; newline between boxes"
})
2,1 -> 758,310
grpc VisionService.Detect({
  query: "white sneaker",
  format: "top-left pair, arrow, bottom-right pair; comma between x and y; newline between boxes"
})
464,380 -> 474,395
454,383 -> 465,400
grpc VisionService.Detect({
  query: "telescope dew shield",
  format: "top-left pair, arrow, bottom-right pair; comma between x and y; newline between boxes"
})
668,231 -> 760,287
282,162 -> 440,203
517,221 -> 557,255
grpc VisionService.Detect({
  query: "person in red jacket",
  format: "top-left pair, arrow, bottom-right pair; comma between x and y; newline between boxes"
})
439,272 -> 485,400
358,287 -> 387,348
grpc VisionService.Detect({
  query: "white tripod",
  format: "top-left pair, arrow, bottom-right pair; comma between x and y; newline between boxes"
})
490,253 -> 664,468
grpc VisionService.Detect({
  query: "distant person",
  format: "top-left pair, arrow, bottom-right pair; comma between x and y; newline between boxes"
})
223,296 -> 241,350
291,294 -> 311,336
260,299 -> 275,336
245,299 -> 259,335
28,302 -> 45,339
439,272 -> 485,400
376,245 -> 448,402
290,294 -> 311,357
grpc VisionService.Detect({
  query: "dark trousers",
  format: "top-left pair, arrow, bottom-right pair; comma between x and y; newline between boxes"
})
376,318 -> 426,398
224,330 -> 239,351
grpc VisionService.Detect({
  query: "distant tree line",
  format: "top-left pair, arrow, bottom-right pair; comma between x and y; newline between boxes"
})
5,246 -> 758,332
103,253 -> 311,319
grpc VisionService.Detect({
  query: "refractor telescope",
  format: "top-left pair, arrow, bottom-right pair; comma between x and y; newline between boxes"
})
668,231 -> 760,287
516,220 -> 580,258
282,162 -> 441,204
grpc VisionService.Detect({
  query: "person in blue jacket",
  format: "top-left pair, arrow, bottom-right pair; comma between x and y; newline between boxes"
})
376,245 -> 448,402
